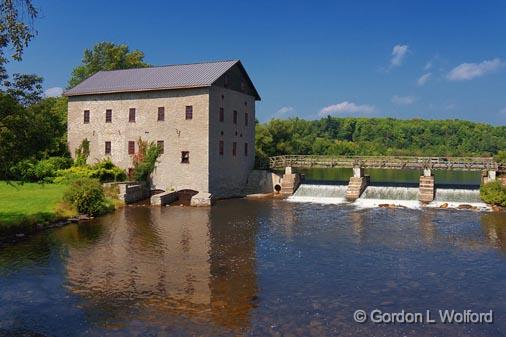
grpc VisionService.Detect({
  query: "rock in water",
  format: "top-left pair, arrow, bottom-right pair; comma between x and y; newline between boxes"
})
440,203 -> 449,208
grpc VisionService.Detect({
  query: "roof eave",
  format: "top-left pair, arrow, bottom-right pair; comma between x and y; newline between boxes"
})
63,84 -> 212,97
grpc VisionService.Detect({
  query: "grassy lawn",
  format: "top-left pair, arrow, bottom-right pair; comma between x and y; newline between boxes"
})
0,182 -> 75,235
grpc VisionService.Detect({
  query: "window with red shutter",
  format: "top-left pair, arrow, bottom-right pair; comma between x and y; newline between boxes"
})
128,141 -> 135,154
105,141 -> 111,154
185,106 -> 193,120
158,107 -> 165,121
129,108 -> 136,122
157,140 -> 164,154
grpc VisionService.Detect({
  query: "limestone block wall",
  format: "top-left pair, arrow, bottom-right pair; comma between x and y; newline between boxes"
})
208,86 -> 256,198
68,88 -> 210,193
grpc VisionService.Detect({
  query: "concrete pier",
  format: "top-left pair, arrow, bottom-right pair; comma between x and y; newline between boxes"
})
346,167 -> 369,201
419,174 -> 435,203
281,167 -> 301,195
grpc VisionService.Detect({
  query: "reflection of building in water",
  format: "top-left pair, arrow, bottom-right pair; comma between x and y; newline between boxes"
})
62,204 -> 258,330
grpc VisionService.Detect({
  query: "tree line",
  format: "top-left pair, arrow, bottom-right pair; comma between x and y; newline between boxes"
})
255,117 -> 506,167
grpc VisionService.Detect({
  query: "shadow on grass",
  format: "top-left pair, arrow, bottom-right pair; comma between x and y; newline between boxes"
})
0,211 -> 57,236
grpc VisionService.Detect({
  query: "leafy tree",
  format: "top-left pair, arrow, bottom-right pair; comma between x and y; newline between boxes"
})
3,73 -> 43,106
0,0 -> 38,81
68,42 -> 149,88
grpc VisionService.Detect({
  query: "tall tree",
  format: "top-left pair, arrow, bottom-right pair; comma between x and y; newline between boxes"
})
0,0 -> 38,81
68,42 -> 149,88
3,73 -> 43,106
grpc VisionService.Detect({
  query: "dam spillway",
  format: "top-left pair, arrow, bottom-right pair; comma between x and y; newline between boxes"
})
288,183 -> 488,210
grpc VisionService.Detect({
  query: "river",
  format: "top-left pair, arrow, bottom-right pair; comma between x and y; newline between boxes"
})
1,192 -> 506,336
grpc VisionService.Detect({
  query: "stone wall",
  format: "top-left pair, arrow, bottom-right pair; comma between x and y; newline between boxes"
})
208,86 -> 256,198
68,88 -> 210,194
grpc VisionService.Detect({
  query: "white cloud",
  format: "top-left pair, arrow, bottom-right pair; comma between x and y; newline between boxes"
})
276,106 -> 294,115
273,106 -> 295,118
390,44 -> 409,67
447,58 -> 504,81
319,101 -> 375,116
391,95 -> 416,105
424,61 -> 433,71
417,73 -> 431,86
44,87 -> 63,97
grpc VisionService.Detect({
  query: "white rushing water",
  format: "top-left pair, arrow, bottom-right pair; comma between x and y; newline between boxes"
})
288,184 -> 348,204
287,183 -> 490,210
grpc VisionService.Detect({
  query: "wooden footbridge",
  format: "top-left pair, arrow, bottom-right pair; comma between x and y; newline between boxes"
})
269,155 -> 501,171
269,155 -> 503,203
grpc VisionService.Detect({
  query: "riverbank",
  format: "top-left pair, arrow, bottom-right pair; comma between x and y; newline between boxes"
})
0,182 -> 78,237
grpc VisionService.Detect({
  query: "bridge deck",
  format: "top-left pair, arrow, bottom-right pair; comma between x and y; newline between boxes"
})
269,155 -> 500,171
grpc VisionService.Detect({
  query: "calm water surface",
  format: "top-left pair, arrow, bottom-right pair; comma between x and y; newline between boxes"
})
1,199 -> 506,336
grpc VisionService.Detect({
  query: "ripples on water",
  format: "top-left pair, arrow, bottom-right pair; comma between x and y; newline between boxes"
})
0,199 -> 505,336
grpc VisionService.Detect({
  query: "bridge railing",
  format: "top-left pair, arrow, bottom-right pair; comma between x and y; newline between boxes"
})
269,155 -> 500,171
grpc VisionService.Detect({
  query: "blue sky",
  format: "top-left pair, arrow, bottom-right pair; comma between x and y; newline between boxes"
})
7,0 -> 506,124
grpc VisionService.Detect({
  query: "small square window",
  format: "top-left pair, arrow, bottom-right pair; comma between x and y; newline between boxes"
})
129,108 -> 136,122
105,109 -> 112,123
157,140 -> 164,154
185,106 -> 193,120
84,110 -> 90,124
233,110 -> 237,124
219,107 -> 224,122
158,107 -> 165,121
105,141 -> 111,155
219,140 -> 224,155
128,141 -> 135,155
232,142 -> 237,157
181,151 -> 190,164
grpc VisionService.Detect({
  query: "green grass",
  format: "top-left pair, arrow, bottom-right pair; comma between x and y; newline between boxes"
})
0,182 -> 75,235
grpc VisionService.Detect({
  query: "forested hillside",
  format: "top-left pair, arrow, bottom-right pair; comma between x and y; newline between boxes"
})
255,117 -> 506,167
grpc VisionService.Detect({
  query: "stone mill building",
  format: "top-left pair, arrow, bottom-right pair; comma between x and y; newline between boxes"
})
64,60 -> 261,199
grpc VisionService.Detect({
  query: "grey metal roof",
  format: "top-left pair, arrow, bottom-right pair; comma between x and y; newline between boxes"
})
64,60 -> 259,98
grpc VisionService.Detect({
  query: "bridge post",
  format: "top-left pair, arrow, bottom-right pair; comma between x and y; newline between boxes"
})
281,166 -> 301,195
419,168 -> 435,203
346,166 -> 369,201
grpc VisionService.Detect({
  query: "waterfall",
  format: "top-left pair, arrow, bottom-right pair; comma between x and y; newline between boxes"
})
360,186 -> 419,200
434,188 -> 481,203
288,184 -> 348,204
287,182 -> 489,210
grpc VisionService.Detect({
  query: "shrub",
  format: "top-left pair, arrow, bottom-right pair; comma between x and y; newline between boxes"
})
495,151 -> 506,164
480,181 -> 506,207
54,159 -> 126,183
9,156 -> 73,182
131,138 -> 161,182
74,138 -> 90,166
34,157 -> 73,182
63,177 -> 114,216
